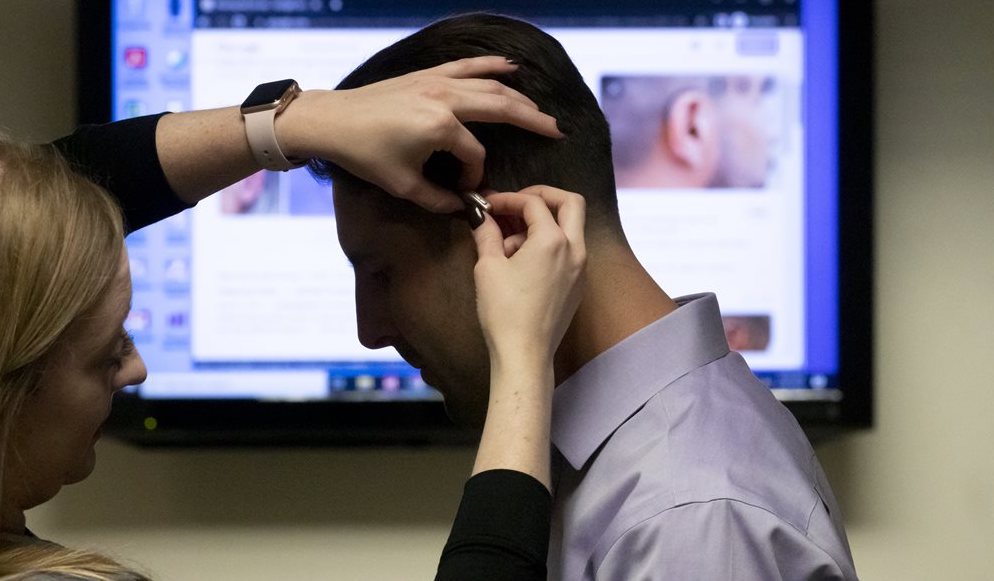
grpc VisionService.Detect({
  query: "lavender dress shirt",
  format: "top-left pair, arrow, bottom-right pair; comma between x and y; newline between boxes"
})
548,293 -> 857,580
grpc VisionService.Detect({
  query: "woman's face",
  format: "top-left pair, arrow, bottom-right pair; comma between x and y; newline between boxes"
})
4,247 -> 147,515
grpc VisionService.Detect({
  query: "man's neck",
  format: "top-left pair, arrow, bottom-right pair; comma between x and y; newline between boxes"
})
553,240 -> 678,384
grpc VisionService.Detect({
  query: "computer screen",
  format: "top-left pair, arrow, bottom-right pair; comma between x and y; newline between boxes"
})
84,0 -> 873,444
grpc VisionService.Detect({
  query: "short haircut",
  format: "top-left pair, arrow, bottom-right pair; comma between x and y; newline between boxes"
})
603,75 -> 775,171
602,76 -> 728,171
310,13 -> 623,235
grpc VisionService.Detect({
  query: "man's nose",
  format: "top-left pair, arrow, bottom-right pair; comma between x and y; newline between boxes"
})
355,281 -> 396,350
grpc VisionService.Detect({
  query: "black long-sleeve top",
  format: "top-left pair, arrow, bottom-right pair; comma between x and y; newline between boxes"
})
52,114 -> 188,232
51,114 -> 552,580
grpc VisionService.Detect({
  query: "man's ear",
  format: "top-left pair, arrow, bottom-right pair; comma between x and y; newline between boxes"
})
663,90 -> 716,170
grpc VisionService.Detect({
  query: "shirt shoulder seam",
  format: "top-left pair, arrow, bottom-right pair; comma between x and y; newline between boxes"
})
594,497 -> 850,578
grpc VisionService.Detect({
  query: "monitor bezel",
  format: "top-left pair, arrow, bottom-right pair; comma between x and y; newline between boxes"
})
77,0 -> 873,446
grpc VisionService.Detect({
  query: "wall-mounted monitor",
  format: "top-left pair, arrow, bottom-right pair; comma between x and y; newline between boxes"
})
78,0 -> 873,445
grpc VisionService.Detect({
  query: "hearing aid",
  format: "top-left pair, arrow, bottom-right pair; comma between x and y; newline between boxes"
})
462,191 -> 492,229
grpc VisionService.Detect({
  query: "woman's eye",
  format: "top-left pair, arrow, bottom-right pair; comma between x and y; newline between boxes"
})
110,331 -> 136,369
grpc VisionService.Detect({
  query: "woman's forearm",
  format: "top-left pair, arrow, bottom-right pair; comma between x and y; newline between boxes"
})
472,354 -> 554,491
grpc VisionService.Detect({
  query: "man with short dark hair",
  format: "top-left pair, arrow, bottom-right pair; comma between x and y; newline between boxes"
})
313,13 -> 857,580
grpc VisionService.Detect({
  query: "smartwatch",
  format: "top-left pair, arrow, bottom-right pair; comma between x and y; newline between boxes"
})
240,79 -> 306,171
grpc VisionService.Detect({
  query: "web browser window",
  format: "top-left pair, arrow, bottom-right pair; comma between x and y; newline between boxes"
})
114,0 -> 839,403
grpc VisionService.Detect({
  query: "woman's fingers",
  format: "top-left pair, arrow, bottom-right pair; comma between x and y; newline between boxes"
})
485,187 -> 586,249
485,192 -> 557,231
481,188 -> 586,275
439,123 -> 487,194
392,175 -> 464,214
324,56 -> 564,213
413,55 -> 519,81
447,77 -> 541,110
502,233 -> 527,257
471,213 -> 506,261
367,78 -> 560,210
471,185 -> 587,366
408,62 -> 560,137
512,185 -> 586,248
446,89 -> 561,138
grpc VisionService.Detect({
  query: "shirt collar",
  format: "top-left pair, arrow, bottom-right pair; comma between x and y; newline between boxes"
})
551,293 -> 730,470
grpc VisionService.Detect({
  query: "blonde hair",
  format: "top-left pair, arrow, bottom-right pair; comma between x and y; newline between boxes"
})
0,138 -> 147,580
0,542 -> 149,580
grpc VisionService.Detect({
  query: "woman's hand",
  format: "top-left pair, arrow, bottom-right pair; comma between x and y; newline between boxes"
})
281,56 -> 563,213
471,185 -> 586,366
469,186 -> 586,489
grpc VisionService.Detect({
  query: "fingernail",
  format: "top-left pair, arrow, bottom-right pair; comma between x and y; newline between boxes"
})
505,57 -> 518,65
468,207 -> 486,230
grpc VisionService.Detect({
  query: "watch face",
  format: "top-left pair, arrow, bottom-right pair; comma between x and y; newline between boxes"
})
241,79 -> 298,113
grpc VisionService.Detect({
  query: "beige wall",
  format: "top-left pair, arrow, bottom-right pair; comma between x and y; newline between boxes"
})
3,1 -> 993,579
0,1 -> 76,142
816,1 -> 994,578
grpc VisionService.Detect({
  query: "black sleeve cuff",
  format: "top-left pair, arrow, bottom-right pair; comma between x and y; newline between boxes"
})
52,113 -> 192,233
435,469 -> 552,581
